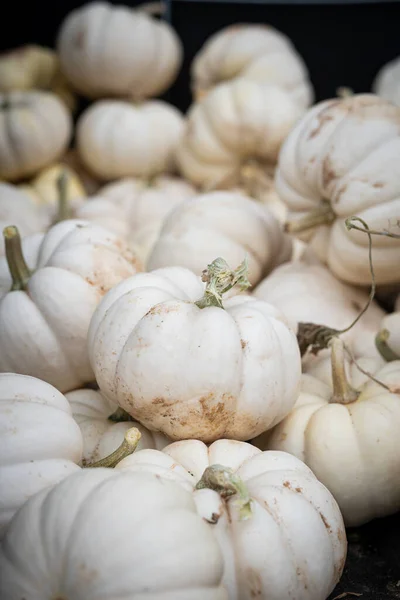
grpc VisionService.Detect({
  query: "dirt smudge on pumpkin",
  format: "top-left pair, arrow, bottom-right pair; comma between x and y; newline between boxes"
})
307,108 -> 337,140
322,156 -> 337,188
319,511 -> 332,532
246,567 -> 263,597
241,339 -> 247,349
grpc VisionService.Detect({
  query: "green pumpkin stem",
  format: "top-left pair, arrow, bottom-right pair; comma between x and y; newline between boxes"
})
3,226 -> 31,291
195,257 -> 251,309
88,427 -> 141,468
54,170 -> 71,223
284,200 -> 335,234
330,337 -> 360,404
196,464 -> 252,521
375,329 -> 400,362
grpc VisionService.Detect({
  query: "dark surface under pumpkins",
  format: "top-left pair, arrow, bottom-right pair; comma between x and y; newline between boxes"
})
328,510 -> 400,600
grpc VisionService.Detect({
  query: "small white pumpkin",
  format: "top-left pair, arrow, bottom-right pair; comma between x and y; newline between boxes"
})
255,337 -> 400,527
0,90 -> 72,182
175,79 -> 302,191
191,23 -> 313,110
372,56 -> 400,106
0,183 -> 47,255
0,470 -> 227,599
276,93 -> 400,286
66,387 -> 170,465
116,439 -> 346,600
76,176 -> 197,264
0,373 -> 82,536
254,261 -> 386,359
0,220 -> 142,392
375,294 -> 400,361
77,99 -> 185,181
147,191 -> 292,286
88,259 -> 302,443
57,1 -> 183,101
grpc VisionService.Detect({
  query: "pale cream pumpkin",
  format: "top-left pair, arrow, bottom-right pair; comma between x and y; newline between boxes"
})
0,221 -> 142,392
276,94 -> 400,286
0,183 -> 46,255
116,440 -> 346,600
175,79 -> 303,190
57,1 -> 183,101
375,294 -> 400,361
77,99 -> 184,181
255,338 -> 400,526
66,388 -> 169,465
19,163 -> 86,211
147,191 -> 292,286
0,373 -> 82,536
0,44 -> 76,111
191,23 -> 313,110
253,261 -> 386,360
373,56 -> 400,107
0,91 -> 72,182
75,176 -> 197,264
88,260 -> 302,443
0,470 -> 227,599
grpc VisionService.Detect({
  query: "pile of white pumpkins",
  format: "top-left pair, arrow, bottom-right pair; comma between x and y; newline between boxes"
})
0,2 -> 400,599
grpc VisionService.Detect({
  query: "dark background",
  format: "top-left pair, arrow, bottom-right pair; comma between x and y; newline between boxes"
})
1,0 -> 400,113
2,1 -> 400,597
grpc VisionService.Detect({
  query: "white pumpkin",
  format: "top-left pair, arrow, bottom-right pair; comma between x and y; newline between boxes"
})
191,23 -> 313,110
375,295 -> 400,361
57,1 -> 182,100
0,90 -> 72,182
147,191 -> 292,286
255,337 -> 400,526
254,261 -> 386,359
63,148 -> 102,195
0,183 -> 47,255
175,79 -> 303,190
0,470 -> 227,600
0,220 -> 142,392
372,56 -> 400,106
66,387 -> 170,465
77,99 -> 184,181
76,176 -> 197,264
116,439 -> 346,600
276,93 -> 400,286
0,373 -> 82,536
88,261 -> 302,442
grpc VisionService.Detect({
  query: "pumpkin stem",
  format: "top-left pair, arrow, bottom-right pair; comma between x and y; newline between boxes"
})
239,160 -> 275,202
336,86 -> 354,98
297,216 -> 376,356
3,226 -> 31,291
196,464 -> 252,521
137,1 -> 166,16
330,337 -> 360,404
195,257 -> 251,309
345,217 -> 400,240
284,200 -> 336,234
108,406 -> 135,423
375,329 -> 400,362
88,427 -> 141,468
54,170 -> 71,223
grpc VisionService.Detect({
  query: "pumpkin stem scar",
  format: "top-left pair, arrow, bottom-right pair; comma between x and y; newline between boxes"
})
330,338 -> 360,404
297,216 -> 376,357
284,199 -> 335,234
196,464 -> 252,521
375,329 -> 400,362
88,427 -> 141,468
53,169 -> 72,224
195,256 -> 251,309
108,407 -> 135,423
3,225 -> 32,291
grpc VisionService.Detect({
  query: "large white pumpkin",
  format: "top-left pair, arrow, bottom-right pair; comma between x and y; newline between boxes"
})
57,1 -> 183,100
66,387 -> 169,465
254,261 -> 386,359
372,56 -> 400,106
255,338 -> 400,527
88,263 -> 302,442
76,176 -> 197,264
147,191 -> 292,286
77,99 -> 184,181
0,373 -> 82,536
275,93 -> 400,286
191,23 -> 313,110
0,470 -> 227,600
175,78 -> 303,190
117,439 -> 346,600
0,220 -> 142,392
0,90 -> 72,182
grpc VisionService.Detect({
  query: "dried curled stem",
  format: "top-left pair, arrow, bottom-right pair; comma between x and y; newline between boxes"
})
195,257 -> 251,309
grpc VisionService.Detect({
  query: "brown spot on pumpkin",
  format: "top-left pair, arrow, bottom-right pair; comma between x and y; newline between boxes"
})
75,29 -> 86,49
295,487 -> 302,493
307,108 -> 338,140
283,481 -> 291,489
372,181 -> 385,188
322,156 -> 337,188
241,339 -> 247,349
319,512 -> 332,532
148,303 -> 181,316
351,301 -> 362,312
247,567 -> 262,597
